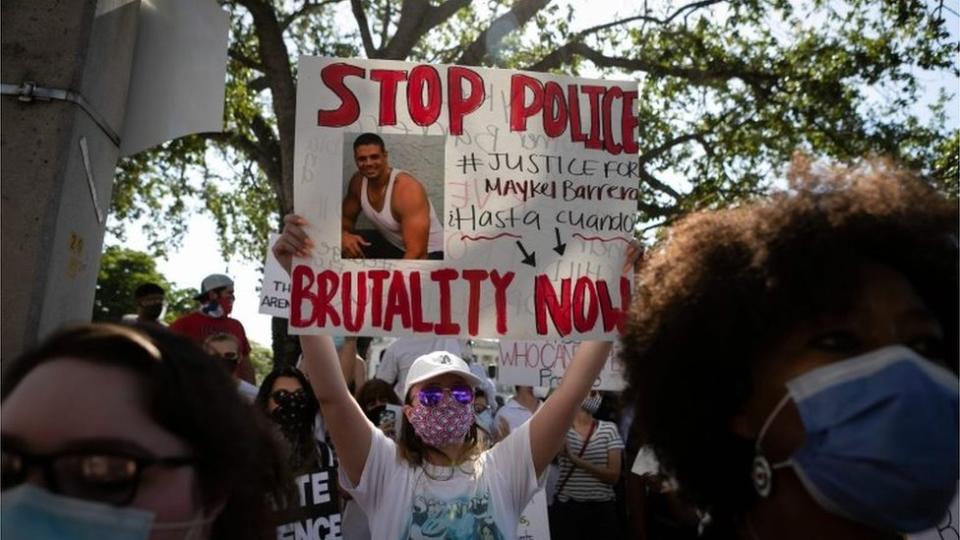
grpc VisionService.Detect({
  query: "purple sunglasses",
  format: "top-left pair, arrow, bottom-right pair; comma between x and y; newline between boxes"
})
417,384 -> 474,407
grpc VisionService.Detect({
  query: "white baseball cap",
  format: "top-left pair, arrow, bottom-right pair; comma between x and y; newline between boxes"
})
402,350 -> 483,401
194,274 -> 234,300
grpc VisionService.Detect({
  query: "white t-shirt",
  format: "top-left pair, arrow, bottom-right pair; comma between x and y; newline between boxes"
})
340,420 -> 542,540
494,398 -> 538,436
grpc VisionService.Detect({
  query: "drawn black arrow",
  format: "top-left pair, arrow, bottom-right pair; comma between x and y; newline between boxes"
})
553,227 -> 567,256
516,241 -> 536,267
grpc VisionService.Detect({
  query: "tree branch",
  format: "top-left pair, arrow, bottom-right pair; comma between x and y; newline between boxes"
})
378,2 -> 393,48
350,0 -> 378,57
529,41 -> 778,91
456,0 -> 551,66
228,45 -> 262,71
380,0 -> 470,59
281,0 -> 343,31
235,0 -> 297,212
638,164 -> 683,201
526,0 -> 727,72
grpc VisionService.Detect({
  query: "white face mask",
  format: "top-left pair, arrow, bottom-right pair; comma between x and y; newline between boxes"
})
0,484 -> 217,540
581,394 -> 602,415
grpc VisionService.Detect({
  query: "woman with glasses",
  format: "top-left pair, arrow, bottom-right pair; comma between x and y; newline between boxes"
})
255,366 -> 342,539
0,324 -> 286,539
273,215 -> 642,539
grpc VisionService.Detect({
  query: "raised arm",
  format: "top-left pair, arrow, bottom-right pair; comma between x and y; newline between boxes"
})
529,341 -> 613,476
272,215 -> 374,485
528,242 -> 643,476
392,174 -> 430,260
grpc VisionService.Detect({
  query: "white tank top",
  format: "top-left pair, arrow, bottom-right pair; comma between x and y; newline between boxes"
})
360,168 -> 444,254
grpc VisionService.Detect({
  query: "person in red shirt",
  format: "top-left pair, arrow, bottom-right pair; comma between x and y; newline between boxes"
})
169,274 -> 256,383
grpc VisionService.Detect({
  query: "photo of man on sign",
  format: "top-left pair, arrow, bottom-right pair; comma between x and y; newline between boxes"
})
341,132 -> 445,260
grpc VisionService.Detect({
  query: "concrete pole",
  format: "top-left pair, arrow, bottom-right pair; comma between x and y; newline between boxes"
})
1,1 -> 140,359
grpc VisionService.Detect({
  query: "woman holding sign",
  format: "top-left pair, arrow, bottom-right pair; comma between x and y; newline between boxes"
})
621,157 -> 959,539
273,214 -> 641,540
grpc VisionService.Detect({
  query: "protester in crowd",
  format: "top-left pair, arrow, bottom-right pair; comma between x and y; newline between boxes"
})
170,273 -> 256,384
343,379 -> 403,540
341,132 -> 444,260
355,378 -> 403,438
494,385 -> 540,440
122,282 -> 166,328
374,336 -> 462,398
473,388 -> 497,438
272,213 -> 642,539
620,392 -> 699,540
550,390 -> 625,539
255,366 -> 342,539
0,323 -> 286,539
203,332 -> 259,401
622,157 -> 959,539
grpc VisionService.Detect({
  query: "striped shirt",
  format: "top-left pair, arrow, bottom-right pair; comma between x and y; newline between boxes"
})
556,420 -> 624,502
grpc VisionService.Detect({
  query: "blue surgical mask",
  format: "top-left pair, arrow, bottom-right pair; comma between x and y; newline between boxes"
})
333,335 -> 346,350
0,484 -> 215,540
752,346 -> 959,533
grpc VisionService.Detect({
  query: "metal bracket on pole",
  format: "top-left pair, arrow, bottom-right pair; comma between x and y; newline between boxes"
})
1,81 -> 121,147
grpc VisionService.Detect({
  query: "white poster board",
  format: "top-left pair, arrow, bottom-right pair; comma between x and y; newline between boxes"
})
498,341 -> 625,391
260,233 -> 292,317
290,57 -> 639,339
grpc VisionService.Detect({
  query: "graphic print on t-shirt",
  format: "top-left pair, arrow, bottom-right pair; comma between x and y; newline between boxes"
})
401,490 -> 504,540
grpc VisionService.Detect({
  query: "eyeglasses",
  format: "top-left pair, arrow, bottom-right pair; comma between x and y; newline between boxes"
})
417,384 -> 474,407
1,442 -> 194,506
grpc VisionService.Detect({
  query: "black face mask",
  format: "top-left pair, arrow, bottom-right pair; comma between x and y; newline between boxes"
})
141,304 -> 163,320
269,390 -> 314,435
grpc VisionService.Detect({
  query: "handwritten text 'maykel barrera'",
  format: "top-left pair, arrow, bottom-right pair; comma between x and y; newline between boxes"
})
315,63 -> 639,155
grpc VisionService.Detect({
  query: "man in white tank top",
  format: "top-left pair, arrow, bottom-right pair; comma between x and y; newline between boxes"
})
341,133 -> 444,260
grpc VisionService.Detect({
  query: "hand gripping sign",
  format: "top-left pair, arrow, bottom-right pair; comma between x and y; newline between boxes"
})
290,56 -> 639,339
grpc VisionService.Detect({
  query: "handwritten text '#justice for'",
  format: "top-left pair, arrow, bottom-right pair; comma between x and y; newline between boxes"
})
315,63 -> 639,155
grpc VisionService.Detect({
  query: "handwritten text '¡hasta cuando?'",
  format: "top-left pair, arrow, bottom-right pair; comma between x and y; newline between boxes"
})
314,63 -> 639,155
289,266 -> 631,337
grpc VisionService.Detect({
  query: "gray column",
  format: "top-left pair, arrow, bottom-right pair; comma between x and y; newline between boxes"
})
1,1 -> 139,360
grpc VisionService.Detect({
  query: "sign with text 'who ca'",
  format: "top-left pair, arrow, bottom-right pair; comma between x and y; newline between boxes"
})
498,341 -> 625,391
291,56 -> 639,339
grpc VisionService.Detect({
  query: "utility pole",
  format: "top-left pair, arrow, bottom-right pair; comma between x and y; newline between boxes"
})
2,1 -> 140,360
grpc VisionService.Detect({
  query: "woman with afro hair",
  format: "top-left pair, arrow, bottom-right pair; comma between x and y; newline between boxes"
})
621,157 -> 959,539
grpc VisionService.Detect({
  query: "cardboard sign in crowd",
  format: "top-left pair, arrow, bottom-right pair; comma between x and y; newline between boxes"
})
286,56 -> 639,340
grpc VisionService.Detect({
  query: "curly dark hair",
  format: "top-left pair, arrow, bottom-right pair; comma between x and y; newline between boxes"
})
1,324 -> 288,540
621,157 -> 958,524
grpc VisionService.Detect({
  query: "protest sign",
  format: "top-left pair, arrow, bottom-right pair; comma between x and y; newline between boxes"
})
290,56 -> 639,339
516,490 -> 551,540
498,341 -> 625,391
271,465 -> 342,540
260,233 -> 292,317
